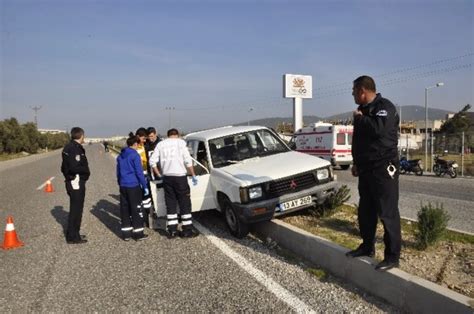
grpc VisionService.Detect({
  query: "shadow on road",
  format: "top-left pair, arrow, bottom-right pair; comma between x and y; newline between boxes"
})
51,206 -> 68,236
90,199 -> 122,238
108,194 -> 120,202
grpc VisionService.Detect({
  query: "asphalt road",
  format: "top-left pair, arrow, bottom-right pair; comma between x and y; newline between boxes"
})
334,168 -> 474,234
0,145 -> 395,312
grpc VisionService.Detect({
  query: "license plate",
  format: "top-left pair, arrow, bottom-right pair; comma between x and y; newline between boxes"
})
279,195 -> 312,212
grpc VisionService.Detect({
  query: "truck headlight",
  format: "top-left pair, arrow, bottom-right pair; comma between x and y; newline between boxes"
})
240,188 -> 249,203
249,186 -> 263,199
316,168 -> 329,181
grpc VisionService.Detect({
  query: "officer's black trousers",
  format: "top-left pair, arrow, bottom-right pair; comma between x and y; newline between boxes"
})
119,186 -> 144,238
358,164 -> 401,261
163,176 -> 192,232
66,180 -> 86,241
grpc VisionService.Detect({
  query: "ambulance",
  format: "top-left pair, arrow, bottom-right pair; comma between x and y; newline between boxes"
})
293,122 -> 353,170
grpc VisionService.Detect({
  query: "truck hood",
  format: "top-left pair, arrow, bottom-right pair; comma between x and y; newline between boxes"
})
220,151 -> 330,186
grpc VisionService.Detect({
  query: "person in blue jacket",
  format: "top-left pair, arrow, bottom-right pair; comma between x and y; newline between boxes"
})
116,134 -> 150,241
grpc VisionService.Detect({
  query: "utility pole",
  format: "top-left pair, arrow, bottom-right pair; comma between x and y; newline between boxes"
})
30,106 -> 42,127
248,107 -> 254,126
165,107 -> 175,130
398,104 -> 402,155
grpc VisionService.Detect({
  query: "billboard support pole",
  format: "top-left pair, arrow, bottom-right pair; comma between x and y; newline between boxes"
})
293,97 -> 303,133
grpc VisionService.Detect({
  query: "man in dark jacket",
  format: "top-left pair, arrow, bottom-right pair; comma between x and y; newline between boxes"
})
145,127 -> 161,179
117,135 -> 149,241
61,127 -> 90,244
346,75 -> 401,271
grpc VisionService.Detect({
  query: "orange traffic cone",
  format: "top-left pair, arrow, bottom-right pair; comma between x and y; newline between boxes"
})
1,216 -> 24,250
44,180 -> 54,193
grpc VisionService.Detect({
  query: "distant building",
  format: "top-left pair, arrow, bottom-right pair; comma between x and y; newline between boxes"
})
413,119 -> 444,135
38,129 -> 66,134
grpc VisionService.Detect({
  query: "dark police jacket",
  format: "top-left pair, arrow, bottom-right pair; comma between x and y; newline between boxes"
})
61,140 -> 90,181
352,93 -> 399,169
145,138 -> 161,175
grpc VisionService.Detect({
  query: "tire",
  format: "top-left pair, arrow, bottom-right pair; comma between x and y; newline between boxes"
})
223,199 -> 249,238
449,168 -> 457,178
433,165 -> 442,177
415,168 -> 423,176
340,165 -> 350,170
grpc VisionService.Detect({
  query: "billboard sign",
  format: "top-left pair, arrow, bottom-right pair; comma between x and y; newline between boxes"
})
284,74 -> 312,99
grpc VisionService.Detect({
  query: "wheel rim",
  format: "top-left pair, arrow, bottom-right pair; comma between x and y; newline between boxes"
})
225,205 -> 238,231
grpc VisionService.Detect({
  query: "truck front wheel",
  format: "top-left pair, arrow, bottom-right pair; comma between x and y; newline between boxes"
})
223,200 -> 249,239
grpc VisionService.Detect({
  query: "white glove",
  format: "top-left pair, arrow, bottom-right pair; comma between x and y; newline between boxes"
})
71,174 -> 80,190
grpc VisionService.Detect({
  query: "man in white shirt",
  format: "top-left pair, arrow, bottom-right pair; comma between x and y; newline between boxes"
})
150,128 -> 199,238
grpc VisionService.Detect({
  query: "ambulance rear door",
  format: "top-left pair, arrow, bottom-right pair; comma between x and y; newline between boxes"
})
332,126 -> 353,169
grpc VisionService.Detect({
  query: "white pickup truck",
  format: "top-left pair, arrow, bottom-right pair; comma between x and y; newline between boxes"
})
150,126 -> 338,238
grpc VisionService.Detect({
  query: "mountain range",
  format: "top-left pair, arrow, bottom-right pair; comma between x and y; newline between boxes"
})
239,105 -> 454,128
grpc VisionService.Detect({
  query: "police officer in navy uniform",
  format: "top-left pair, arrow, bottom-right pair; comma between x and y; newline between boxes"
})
61,127 -> 90,244
346,75 -> 401,271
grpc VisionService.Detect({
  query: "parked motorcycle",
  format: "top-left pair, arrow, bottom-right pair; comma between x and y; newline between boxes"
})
400,156 -> 423,176
433,155 -> 458,178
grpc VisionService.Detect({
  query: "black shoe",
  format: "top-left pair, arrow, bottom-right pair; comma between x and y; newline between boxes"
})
179,228 -> 199,238
66,239 -> 88,244
167,230 -> 179,239
345,246 -> 375,258
375,259 -> 399,271
134,234 -> 149,241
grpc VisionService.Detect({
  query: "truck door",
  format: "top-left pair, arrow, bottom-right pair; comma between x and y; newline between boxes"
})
150,140 -> 216,217
186,140 -> 215,212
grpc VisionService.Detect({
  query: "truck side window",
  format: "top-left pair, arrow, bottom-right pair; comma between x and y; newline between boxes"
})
196,141 -> 209,170
347,134 -> 353,145
337,133 -> 345,145
186,140 -> 197,158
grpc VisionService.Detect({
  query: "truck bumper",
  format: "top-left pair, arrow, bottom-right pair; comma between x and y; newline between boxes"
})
232,181 -> 338,224
331,158 -> 352,167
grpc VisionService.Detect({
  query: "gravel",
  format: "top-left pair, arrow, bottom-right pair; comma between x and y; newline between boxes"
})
1,145 -> 397,312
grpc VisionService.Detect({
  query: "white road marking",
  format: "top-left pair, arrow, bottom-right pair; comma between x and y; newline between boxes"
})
194,221 -> 315,313
36,176 -> 56,190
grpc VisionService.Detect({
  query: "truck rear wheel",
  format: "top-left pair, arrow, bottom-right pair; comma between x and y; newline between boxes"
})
223,199 -> 249,238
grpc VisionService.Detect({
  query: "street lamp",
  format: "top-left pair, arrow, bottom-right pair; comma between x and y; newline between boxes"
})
425,82 -> 444,172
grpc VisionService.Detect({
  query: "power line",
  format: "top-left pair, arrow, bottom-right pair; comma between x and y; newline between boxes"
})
157,60 -> 472,112
314,52 -> 473,91
313,63 -> 472,99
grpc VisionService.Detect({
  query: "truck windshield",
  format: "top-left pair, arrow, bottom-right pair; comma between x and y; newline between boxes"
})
209,129 -> 290,168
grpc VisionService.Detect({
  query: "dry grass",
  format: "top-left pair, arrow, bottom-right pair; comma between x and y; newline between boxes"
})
281,205 -> 474,298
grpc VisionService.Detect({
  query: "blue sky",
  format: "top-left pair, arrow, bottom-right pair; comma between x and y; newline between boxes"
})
1,0 -> 473,136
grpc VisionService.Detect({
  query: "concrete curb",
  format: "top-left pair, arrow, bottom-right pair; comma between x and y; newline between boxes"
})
254,219 -> 473,313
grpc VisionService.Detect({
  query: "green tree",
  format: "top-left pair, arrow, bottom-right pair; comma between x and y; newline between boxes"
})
439,104 -> 471,134
22,122 -> 40,153
1,118 -> 26,153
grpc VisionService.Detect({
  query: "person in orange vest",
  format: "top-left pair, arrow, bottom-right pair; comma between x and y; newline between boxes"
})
61,127 -> 90,244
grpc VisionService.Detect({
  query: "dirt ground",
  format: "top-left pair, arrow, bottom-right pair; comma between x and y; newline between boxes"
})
281,206 -> 474,298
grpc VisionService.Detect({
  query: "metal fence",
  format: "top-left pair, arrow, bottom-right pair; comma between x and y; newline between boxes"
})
401,131 -> 474,176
